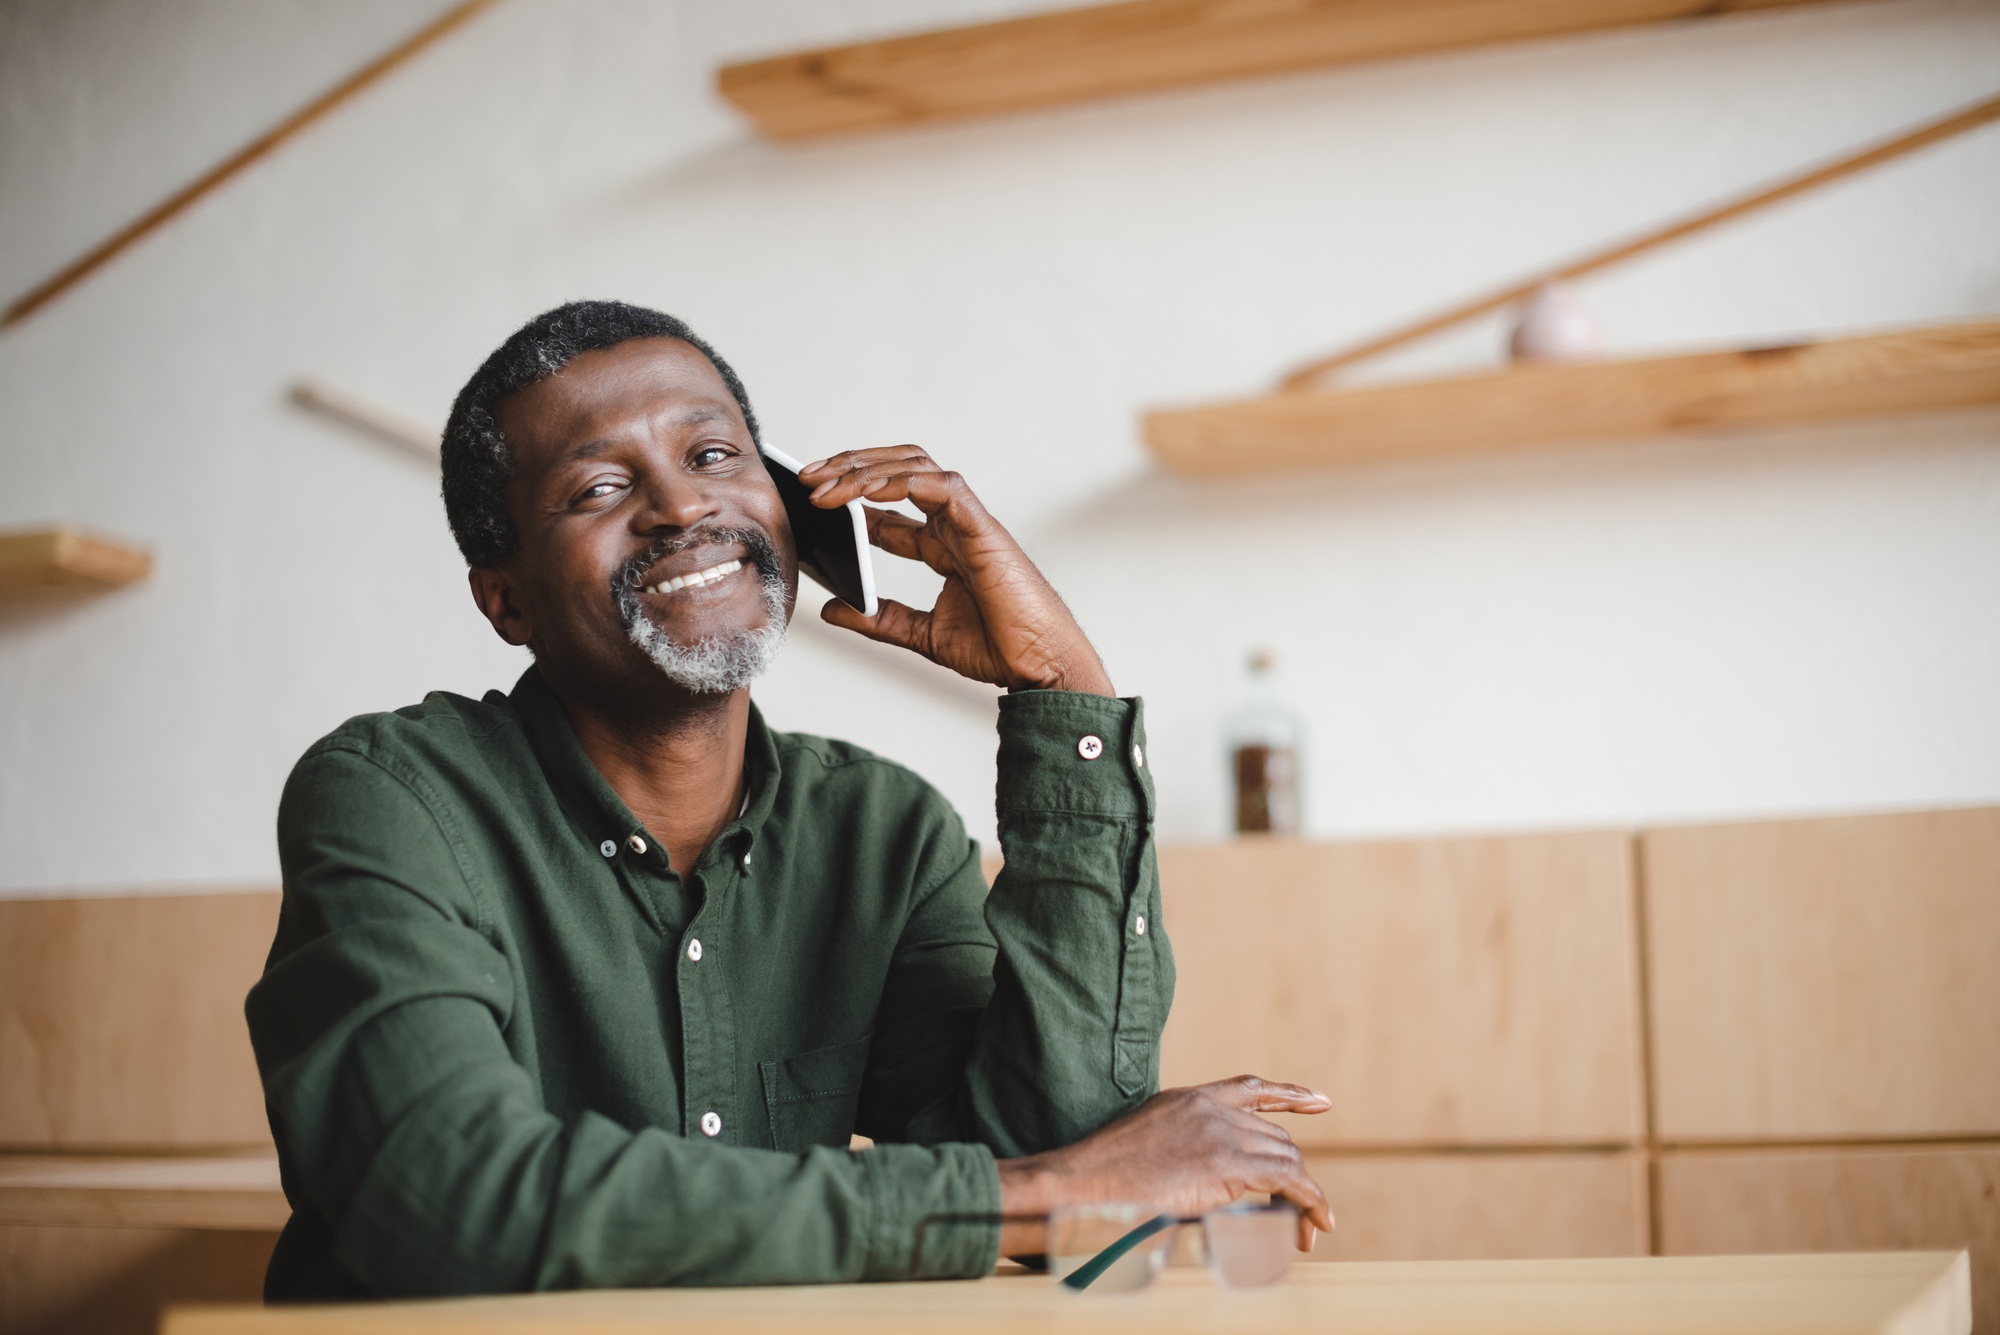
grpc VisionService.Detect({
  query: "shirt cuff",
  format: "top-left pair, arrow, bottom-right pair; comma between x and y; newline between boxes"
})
995,691 -> 1154,821
860,1141 -> 1002,1281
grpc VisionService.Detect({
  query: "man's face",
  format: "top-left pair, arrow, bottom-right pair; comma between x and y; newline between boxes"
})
474,337 -> 797,700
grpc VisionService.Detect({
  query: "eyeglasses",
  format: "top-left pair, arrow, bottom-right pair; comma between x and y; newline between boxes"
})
1049,1201 -> 1298,1292
914,1201 -> 1299,1294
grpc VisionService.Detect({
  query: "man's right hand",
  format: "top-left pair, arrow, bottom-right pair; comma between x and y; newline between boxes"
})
994,1075 -> 1336,1256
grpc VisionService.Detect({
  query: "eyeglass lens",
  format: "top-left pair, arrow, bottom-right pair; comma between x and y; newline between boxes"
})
1201,1202 -> 1297,1289
1049,1205 -> 1176,1293
1049,1201 -> 1298,1293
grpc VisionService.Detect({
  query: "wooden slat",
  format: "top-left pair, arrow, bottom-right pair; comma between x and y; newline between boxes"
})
1643,808 -> 2000,1142
1279,93 -> 2000,389
161,1253 -> 1974,1335
718,0 -> 1845,140
1302,1150 -> 1648,1261
1156,833 -> 1646,1147
0,1155 -> 286,1231
0,528 -> 153,594
0,892 -> 281,1151
1659,1145 -> 1999,1334
2,0 -> 505,328
290,379 -> 439,461
1146,319 -> 2000,476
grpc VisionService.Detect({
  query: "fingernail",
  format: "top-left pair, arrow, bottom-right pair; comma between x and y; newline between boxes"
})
801,458 -> 828,474
809,481 -> 834,500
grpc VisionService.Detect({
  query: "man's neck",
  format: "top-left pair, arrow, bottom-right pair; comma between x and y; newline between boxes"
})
543,665 -> 751,878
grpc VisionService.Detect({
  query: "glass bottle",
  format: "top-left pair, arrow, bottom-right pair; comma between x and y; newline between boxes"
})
1227,650 -> 1302,837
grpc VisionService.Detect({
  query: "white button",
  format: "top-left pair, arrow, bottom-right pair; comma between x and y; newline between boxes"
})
687,938 -> 703,962
628,834 -> 648,855
1132,743 -> 1144,768
598,839 -> 616,858
742,851 -> 752,868
1135,914 -> 1147,936
1077,735 -> 1104,760
700,1111 -> 722,1137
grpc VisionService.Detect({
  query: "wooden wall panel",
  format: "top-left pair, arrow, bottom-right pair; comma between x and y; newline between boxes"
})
1301,1151 -> 1649,1262
1658,1145 -> 2000,1332
1643,807 -> 2000,1141
1158,833 -> 1644,1147
0,1225 -> 274,1335
0,892 -> 280,1150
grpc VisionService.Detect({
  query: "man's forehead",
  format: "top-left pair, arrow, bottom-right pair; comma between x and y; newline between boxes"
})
503,337 -> 741,450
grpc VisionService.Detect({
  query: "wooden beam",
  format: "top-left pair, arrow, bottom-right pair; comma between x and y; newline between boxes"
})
0,526 -> 153,594
1144,319 -> 2000,475
291,377 -> 439,460
1281,90 -> 2000,390
2,0 -> 505,329
718,0 -> 1847,141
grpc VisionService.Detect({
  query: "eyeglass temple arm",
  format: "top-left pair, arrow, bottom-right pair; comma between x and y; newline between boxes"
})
1058,1214 -> 1177,1292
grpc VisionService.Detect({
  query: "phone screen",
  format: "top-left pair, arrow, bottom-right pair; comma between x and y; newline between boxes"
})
761,446 -> 878,615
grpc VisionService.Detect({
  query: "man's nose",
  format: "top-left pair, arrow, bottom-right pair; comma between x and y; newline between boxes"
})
631,469 -> 718,532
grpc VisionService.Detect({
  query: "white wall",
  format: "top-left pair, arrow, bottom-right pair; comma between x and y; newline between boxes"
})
2,0 -> 1996,894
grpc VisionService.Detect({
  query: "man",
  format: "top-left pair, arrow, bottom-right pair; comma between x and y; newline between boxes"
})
248,300 -> 1332,1299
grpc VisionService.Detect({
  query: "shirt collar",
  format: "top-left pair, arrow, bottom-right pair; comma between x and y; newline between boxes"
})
509,665 -> 783,863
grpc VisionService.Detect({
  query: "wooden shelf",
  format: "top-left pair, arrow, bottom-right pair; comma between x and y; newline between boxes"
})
719,0 -> 1844,140
1144,319 -> 2000,476
0,526 -> 153,594
0,1154 -> 286,1231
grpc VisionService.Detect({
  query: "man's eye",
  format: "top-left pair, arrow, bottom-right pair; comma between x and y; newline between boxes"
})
693,446 -> 734,467
576,480 -> 624,503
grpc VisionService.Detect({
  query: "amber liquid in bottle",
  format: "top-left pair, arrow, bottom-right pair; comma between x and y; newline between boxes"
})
1228,651 -> 1301,837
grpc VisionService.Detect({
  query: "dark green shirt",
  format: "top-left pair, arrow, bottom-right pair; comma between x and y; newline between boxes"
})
247,667 -> 1171,1298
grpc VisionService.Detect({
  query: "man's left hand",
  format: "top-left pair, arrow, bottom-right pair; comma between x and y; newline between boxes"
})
798,447 -> 1115,697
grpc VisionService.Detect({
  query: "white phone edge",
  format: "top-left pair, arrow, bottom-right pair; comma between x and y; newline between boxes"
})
762,445 -> 878,617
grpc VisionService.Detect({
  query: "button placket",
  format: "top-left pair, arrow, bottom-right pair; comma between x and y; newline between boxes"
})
678,869 -> 735,1147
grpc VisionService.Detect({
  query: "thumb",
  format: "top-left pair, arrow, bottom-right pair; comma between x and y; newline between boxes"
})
820,596 -> 934,659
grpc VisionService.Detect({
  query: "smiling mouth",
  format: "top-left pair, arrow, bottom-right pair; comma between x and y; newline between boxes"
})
644,558 -> 744,595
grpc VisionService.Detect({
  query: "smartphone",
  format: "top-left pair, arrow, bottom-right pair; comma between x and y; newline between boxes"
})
761,445 -> 878,616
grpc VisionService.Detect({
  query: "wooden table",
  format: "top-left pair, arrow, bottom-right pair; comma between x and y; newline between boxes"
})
164,1251 -> 1971,1335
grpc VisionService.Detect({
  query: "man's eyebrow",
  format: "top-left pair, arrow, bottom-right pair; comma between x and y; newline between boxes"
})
544,407 -> 736,476
550,437 -> 620,471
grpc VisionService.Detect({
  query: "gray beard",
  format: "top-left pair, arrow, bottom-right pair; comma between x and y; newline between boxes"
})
613,529 -> 791,695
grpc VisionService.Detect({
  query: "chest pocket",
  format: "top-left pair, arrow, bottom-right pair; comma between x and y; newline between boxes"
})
760,1034 -> 872,1151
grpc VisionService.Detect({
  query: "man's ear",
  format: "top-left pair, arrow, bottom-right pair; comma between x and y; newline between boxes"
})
468,567 -> 534,647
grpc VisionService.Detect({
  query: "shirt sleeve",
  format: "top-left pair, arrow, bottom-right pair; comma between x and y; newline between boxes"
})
248,742 -> 998,1297
890,691 -> 1175,1157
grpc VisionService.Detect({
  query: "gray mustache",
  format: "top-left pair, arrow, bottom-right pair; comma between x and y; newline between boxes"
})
611,526 -> 779,602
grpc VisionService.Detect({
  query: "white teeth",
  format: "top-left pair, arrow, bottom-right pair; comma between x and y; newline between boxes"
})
646,559 -> 743,595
